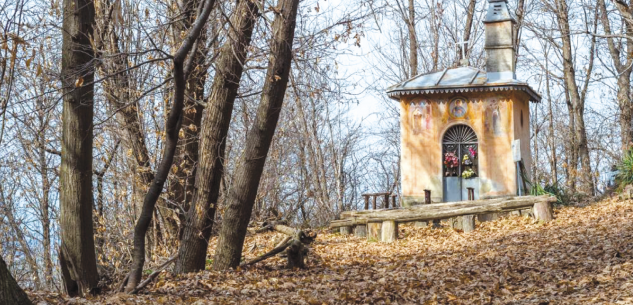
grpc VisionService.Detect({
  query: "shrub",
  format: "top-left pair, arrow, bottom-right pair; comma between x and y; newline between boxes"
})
616,148 -> 633,191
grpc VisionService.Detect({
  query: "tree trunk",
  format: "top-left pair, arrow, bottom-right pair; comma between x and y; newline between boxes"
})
598,0 -> 633,154
555,0 -> 594,195
175,0 -> 260,274
407,0 -> 418,76
124,0 -> 217,292
167,0 -> 209,238
212,0 -> 300,271
60,0 -> 100,296
0,256 -> 33,305
544,47 -> 558,185
36,109 -> 54,288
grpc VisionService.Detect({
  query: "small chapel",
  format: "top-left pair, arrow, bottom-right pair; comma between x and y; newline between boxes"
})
387,0 -> 541,205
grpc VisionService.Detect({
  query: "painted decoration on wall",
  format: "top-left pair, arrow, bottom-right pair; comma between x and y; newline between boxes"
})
449,97 -> 468,119
411,100 -> 432,135
484,100 -> 511,136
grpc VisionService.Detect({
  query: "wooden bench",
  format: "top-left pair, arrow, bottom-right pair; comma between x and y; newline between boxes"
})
331,195 -> 556,242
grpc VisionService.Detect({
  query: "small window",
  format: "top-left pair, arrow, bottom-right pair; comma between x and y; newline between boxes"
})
521,110 -> 524,128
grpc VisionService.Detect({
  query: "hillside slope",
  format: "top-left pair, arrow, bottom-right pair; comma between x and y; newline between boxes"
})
31,198 -> 633,304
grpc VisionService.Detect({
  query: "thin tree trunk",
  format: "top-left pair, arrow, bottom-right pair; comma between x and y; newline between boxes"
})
175,0 -> 260,274
124,0 -> 217,292
555,0 -> 595,194
545,48 -> 558,185
60,0 -> 100,296
37,111 -> 53,288
598,0 -> 633,153
167,0 -> 209,238
212,0 -> 300,270
95,1 -> 178,243
408,0 -> 418,76
0,256 -> 33,305
431,0 -> 440,71
514,0 -> 526,66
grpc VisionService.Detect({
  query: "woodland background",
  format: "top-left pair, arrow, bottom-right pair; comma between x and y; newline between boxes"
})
0,0 -> 631,296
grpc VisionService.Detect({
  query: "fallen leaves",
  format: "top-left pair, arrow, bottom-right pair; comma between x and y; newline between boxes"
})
28,197 -> 633,304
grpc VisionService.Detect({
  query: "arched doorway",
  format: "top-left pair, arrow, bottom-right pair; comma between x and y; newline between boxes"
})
442,124 -> 479,202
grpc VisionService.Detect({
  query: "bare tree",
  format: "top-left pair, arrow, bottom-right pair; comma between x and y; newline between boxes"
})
598,0 -> 633,153
212,0 -> 300,270
551,0 -> 597,194
175,0 -> 260,274
59,0 -> 100,296
124,0 -> 218,292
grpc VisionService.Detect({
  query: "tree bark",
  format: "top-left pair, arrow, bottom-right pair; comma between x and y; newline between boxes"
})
175,0 -> 260,274
60,0 -> 100,296
212,0 -> 300,271
124,0 -> 217,292
0,256 -> 33,305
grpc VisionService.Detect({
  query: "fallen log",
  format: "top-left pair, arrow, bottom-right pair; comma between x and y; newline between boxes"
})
241,224 -> 316,268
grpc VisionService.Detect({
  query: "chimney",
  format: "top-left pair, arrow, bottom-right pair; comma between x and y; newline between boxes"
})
484,0 -> 516,82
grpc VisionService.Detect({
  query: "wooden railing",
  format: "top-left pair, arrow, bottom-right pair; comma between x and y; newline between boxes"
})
362,192 -> 397,210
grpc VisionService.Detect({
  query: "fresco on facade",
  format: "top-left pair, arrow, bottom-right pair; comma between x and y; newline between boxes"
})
484,100 -> 512,136
449,97 -> 467,119
411,100 -> 432,135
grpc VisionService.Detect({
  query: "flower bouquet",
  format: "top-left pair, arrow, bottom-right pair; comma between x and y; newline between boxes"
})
468,146 -> 477,158
444,152 -> 459,176
462,154 -> 473,166
462,168 -> 475,179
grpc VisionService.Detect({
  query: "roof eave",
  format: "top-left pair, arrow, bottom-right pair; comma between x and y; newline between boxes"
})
386,84 -> 542,103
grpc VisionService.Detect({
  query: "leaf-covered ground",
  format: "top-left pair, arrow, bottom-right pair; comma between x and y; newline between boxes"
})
31,198 -> 633,304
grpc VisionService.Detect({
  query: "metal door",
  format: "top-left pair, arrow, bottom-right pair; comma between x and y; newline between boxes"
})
442,125 -> 479,202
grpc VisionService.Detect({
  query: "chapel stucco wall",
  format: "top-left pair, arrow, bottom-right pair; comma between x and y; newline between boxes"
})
400,92 -> 532,204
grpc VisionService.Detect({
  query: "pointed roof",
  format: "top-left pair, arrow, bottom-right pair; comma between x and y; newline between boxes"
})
386,66 -> 541,102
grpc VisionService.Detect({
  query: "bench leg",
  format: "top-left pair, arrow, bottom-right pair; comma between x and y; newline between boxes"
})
368,222 -> 381,241
461,215 -> 475,232
381,220 -> 398,243
339,226 -> 352,235
354,225 -> 367,237
533,201 -> 554,222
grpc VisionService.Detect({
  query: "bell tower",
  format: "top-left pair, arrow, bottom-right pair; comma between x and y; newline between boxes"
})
484,0 -> 516,82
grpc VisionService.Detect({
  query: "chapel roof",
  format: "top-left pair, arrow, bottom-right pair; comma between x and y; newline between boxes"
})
386,66 -> 541,102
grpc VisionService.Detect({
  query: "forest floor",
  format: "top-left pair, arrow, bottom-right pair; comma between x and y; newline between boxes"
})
30,197 -> 633,304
